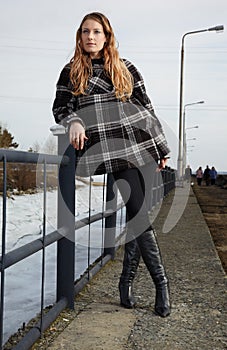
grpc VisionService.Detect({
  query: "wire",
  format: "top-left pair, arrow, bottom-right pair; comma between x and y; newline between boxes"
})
0,45 -> 69,52
0,95 -> 226,111
0,95 -> 51,103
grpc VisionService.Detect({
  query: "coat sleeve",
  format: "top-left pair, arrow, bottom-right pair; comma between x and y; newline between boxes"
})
124,59 -> 170,158
52,63 -> 85,128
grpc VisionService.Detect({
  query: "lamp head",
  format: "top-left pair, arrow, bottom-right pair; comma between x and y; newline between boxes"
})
208,25 -> 224,32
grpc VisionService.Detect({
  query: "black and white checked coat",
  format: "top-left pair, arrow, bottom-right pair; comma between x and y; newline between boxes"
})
52,58 -> 170,176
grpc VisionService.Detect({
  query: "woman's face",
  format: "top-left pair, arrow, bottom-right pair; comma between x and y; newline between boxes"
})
81,19 -> 106,59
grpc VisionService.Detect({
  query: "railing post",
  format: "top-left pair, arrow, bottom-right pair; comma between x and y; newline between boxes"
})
172,169 -> 176,190
0,156 -> 7,350
163,168 -> 167,197
51,125 -> 75,309
152,171 -> 157,207
156,170 -> 162,204
104,173 -> 117,259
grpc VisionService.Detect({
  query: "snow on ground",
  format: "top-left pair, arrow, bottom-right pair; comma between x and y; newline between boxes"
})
0,176 -> 125,344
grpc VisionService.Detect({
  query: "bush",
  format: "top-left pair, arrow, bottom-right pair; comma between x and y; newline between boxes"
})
0,163 -> 58,192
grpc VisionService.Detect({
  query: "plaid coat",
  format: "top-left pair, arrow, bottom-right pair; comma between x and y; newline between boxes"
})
52,58 -> 170,176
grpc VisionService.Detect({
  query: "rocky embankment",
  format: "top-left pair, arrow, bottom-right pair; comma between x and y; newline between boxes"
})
192,174 -> 227,274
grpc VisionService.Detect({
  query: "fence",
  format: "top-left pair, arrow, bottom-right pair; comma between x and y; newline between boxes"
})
0,126 -> 175,349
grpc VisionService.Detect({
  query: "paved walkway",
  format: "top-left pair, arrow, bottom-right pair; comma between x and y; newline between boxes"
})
44,186 -> 226,350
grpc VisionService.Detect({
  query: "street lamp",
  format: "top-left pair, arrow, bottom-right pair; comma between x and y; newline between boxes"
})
182,101 -> 204,172
186,125 -> 199,130
177,25 -> 224,179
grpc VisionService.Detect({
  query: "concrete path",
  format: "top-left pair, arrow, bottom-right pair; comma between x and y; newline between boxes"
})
42,187 -> 227,350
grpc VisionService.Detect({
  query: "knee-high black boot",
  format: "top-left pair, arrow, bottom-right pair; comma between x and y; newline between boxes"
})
119,239 -> 141,308
136,229 -> 171,317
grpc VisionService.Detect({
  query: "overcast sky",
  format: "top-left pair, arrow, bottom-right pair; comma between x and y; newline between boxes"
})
0,0 -> 227,172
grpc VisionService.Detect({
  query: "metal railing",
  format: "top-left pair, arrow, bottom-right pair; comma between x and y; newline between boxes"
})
0,126 -> 175,349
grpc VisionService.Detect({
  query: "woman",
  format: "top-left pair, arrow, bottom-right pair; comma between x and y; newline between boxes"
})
210,166 -> 217,185
52,12 -> 170,317
196,166 -> 203,186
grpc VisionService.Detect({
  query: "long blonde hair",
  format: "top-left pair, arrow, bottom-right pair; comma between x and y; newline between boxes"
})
70,12 -> 133,101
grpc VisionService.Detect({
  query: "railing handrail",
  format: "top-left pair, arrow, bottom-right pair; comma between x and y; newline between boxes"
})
0,148 -> 68,165
0,202 -> 124,271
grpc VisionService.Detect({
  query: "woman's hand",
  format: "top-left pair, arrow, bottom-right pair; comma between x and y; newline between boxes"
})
69,122 -> 88,150
156,158 -> 169,172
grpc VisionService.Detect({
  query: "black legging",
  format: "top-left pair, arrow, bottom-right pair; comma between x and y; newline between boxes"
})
112,162 -> 157,237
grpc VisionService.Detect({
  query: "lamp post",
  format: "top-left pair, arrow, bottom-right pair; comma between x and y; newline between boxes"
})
182,101 -> 204,172
183,126 -> 199,172
177,25 -> 224,179
186,125 -> 199,130
184,142 -> 195,169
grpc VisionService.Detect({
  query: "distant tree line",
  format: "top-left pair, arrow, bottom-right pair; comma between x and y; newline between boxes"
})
0,125 -> 58,193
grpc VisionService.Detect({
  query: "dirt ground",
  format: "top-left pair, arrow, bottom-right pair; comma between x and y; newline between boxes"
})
192,179 -> 227,274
